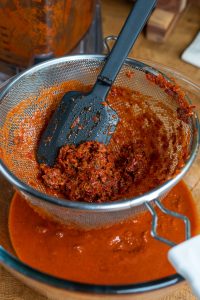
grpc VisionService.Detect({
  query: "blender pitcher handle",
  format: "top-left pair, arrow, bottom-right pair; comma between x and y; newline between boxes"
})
168,235 -> 200,299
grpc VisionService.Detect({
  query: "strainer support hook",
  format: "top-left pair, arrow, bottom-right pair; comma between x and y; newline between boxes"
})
145,199 -> 191,247
103,36 -> 117,54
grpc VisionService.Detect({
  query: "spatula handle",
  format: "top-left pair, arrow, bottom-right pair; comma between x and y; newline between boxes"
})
93,0 -> 156,98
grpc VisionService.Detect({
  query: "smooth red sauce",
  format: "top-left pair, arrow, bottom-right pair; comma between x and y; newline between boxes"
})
9,181 -> 199,285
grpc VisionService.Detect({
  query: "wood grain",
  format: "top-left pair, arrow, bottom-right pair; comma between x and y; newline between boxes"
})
101,0 -> 200,85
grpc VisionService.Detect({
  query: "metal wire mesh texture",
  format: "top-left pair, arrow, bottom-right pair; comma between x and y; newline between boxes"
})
0,55 -> 199,228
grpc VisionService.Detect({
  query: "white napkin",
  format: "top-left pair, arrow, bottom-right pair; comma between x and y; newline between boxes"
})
168,235 -> 200,299
181,32 -> 200,68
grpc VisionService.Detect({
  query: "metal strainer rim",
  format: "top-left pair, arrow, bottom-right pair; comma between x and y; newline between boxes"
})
0,55 -> 199,212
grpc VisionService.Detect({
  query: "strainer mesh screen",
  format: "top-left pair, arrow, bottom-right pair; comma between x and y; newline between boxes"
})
0,58 -> 194,227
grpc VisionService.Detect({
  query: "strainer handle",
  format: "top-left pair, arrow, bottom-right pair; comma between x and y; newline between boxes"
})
93,0 -> 156,97
168,235 -> 200,299
145,199 -> 191,247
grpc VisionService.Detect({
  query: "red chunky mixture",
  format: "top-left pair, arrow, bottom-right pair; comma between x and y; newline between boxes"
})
1,75 -> 193,203
36,77 -> 193,203
40,141 -> 148,203
146,73 -> 195,123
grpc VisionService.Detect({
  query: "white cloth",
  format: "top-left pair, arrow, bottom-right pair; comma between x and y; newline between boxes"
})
181,32 -> 200,68
168,235 -> 200,299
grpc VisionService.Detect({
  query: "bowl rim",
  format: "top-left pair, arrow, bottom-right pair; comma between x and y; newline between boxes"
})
0,54 -> 199,212
0,246 -> 183,294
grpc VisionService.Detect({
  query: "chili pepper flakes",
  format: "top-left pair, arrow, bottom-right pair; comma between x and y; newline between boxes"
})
125,70 -> 134,78
146,73 -> 194,123
40,141 -> 148,203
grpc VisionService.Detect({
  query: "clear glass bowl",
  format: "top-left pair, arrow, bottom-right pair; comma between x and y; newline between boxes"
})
0,60 -> 199,300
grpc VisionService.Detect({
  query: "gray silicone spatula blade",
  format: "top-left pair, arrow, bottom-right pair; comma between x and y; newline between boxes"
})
37,90 -> 119,166
37,0 -> 157,166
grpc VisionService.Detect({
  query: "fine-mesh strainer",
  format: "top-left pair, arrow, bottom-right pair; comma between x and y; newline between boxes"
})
0,55 -> 199,231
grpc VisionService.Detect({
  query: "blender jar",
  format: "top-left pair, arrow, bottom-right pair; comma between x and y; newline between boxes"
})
0,0 -> 95,72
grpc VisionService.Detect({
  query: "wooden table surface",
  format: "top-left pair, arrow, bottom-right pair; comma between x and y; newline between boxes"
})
0,1 -> 199,299
102,0 -> 200,85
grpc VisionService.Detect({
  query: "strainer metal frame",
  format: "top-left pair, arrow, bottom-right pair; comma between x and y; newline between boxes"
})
0,55 -> 199,214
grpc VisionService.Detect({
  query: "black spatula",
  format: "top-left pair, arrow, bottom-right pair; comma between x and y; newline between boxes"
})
37,0 -> 156,166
